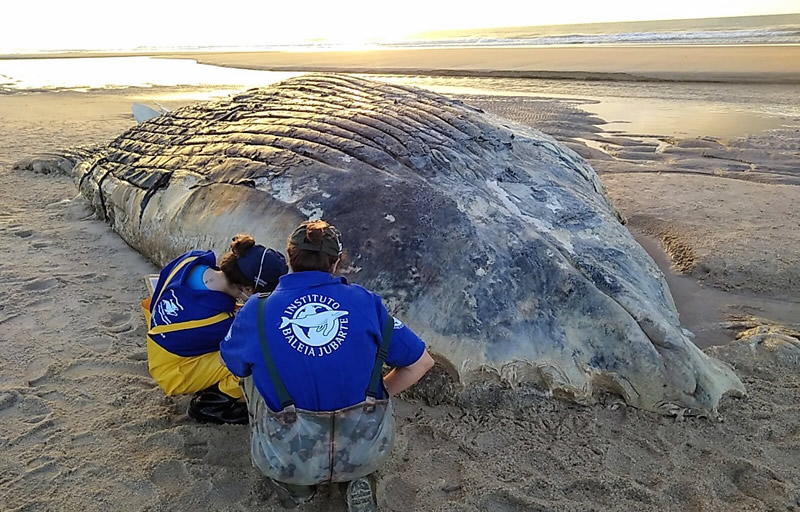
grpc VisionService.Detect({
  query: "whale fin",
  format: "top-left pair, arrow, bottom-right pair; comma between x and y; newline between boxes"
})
280,317 -> 291,329
322,322 -> 335,337
132,103 -> 163,124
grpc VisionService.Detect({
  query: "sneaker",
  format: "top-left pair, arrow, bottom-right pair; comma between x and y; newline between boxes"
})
187,385 -> 248,425
346,477 -> 376,512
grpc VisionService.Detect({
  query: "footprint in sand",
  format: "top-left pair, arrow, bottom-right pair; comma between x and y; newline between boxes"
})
207,470 -> 250,507
126,351 -> 148,362
0,310 -> 21,326
70,431 -> 96,447
60,359 -> 150,380
179,430 -> 212,461
11,228 -> 34,238
562,478 -> 616,508
22,277 -> 59,292
24,297 -> 55,312
73,272 -> 109,283
480,489 -> 542,512
30,358 -> 150,387
377,475 -> 418,512
80,335 -> 114,354
10,416 -> 58,447
24,356 -> 55,385
0,390 -> 52,427
22,458 -> 60,480
0,390 -> 22,415
150,459 -> 190,492
99,311 -> 133,334
720,459 -> 788,506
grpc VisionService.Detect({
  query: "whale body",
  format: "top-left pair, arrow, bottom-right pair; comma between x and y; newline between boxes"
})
16,74 -> 744,414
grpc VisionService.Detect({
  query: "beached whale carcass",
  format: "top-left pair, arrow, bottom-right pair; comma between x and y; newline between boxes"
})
16,74 -> 743,415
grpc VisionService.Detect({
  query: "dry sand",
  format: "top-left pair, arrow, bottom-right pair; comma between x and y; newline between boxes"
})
1,83 -> 799,511
185,45 -> 800,83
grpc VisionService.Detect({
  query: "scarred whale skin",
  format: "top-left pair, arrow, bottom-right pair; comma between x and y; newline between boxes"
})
17,74 -> 744,414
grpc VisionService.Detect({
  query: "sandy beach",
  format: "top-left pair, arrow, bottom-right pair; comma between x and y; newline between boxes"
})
1,61 -> 799,511
5,45 -> 800,83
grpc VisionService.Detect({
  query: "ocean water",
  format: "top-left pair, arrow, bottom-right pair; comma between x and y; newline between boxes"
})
399,13 -> 800,48
1,14 -> 798,54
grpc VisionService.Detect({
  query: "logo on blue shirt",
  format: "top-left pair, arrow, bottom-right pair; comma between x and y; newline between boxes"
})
280,294 -> 350,356
155,290 -> 184,332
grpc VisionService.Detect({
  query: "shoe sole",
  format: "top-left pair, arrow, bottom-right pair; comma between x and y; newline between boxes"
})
346,478 -> 376,512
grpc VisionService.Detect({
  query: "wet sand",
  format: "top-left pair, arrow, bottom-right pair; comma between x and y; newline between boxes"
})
6,45 -> 800,83
634,234 -> 798,348
1,81 -> 799,511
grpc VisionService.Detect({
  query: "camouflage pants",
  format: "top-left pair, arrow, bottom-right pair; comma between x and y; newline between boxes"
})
240,377 -> 396,486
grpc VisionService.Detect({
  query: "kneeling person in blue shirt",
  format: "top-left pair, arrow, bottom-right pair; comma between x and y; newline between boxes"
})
146,234 -> 287,425
221,220 -> 434,511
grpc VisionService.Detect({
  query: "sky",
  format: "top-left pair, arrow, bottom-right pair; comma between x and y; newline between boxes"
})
2,0 -> 799,50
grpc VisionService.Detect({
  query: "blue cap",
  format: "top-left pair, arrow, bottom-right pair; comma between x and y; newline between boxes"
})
236,245 -> 288,292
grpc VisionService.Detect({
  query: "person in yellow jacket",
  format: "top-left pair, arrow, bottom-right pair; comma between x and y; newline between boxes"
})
144,234 -> 287,424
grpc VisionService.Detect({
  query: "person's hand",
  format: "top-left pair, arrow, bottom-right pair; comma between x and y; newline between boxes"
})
384,350 -> 435,396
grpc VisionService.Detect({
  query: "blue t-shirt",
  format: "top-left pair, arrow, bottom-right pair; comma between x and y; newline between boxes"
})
185,264 -> 211,291
220,271 -> 426,412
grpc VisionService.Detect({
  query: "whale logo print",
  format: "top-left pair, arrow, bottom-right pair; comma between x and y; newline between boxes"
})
156,290 -> 184,325
280,310 -> 349,337
281,296 -> 351,350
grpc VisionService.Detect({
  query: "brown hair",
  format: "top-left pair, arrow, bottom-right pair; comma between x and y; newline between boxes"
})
287,220 -> 340,273
219,233 -> 255,287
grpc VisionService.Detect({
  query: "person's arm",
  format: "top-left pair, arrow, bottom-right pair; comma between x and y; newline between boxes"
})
383,350 -> 435,395
219,296 -> 260,377
370,293 -> 434,395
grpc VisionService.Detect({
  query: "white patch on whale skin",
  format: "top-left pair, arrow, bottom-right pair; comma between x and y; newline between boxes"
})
384,214 -> 395,223
551,230 -> 575,254
253,176 -> 304,203
486,180 -> 522,217
486,180 -> 577,255
544,193 -> 565,213
252,177 -> 271,189
300,203 -> 323,220
548,249 -> 572,271
486,180 -> 553,234
462,195 -> 491,221
339,264 -> 362,274
253,177 -> 327,218
271,178 -> 303,203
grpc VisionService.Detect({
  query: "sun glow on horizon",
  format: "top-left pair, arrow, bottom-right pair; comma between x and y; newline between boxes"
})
2,0 -> 799,52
